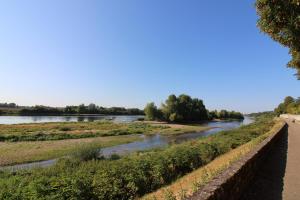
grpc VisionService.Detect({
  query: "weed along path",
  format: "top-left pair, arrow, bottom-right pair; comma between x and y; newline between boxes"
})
241,118 -> 300,200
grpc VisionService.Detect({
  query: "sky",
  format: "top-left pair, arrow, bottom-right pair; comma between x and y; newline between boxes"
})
0,0 -> 299,113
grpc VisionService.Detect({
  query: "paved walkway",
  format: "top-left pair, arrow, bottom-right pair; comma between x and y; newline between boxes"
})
241,120 -> 300,200
283,120 -> 300,200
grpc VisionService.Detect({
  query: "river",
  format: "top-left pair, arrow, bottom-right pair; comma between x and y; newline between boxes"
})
0,115 -> 143,124
0,116 -> 253,171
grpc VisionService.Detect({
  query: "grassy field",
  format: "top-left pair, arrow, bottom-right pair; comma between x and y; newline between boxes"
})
142,119 -> 285,200
0,135 -> 141,166
0,121 -> 211,142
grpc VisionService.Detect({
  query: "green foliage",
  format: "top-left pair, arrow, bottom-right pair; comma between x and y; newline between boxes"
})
145,94 -> 209,123
256,0 -> 300,78
0,117 -> 274,200
0,121 -> 168,142
274,96 -> 300,115
248,111 -> 276,120
145,94 -> 244,123
161,94 -> 209,122
3,103 -> 144,116
209,110 -> 244,120
144,102 -> 162,121
72,143 -> 101,161
0,102 -> 17,108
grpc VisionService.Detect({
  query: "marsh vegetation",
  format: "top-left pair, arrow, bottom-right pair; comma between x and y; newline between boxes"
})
0,116 -> 274,200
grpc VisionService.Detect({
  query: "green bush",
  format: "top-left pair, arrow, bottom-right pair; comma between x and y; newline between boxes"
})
72,144 -> 101,161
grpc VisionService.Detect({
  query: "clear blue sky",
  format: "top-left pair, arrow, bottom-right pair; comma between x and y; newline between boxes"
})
0,0 -> 298,113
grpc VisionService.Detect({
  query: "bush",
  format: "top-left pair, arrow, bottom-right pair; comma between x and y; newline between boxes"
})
72,144 -> 101,161
59,127 -> 72,131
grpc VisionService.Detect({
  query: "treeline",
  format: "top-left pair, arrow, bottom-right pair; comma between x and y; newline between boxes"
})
248,111 -> 275,119
209,110 -> 244,120
0,117 -> 274,199
274,96 -> 300,115
0,102 -> 17,108
0,103 -> 144,116
144,94 -> 244,123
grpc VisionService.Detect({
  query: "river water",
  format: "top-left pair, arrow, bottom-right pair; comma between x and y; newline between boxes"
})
0,115 -> 143,124
0,117 -> 253,171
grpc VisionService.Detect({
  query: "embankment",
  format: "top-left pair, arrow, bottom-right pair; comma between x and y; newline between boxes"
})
188,121 -> 288,200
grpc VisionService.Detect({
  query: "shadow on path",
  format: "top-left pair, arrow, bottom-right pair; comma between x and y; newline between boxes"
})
240,129 -> 288,200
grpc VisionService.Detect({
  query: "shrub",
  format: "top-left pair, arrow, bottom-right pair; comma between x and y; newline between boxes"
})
59,127 -> 72,131
72,144 -> 101,161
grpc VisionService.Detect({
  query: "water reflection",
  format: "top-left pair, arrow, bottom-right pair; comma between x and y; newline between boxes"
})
102,117 -> 253,157
0,117 -> 253,171
0,115 -> 143,124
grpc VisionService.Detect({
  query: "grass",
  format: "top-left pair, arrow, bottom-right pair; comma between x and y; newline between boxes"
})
141,119 -> 285,200
0,121 -> 211,142
0,135 -> 140,166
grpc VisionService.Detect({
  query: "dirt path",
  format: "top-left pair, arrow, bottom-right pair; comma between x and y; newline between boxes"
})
241,120 -> 300,200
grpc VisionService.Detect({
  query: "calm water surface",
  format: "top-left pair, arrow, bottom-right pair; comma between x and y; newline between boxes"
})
102,117 -> 253,156
1,117 -> 253,171
0,115 -> 143,124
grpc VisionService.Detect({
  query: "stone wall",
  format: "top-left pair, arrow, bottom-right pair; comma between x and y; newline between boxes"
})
187,122 -> 288,200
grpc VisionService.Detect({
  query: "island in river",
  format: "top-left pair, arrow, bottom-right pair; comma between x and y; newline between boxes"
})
0,119 -> 212,167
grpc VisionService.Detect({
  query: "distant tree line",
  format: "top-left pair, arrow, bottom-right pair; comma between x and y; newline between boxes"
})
208,110 -> 244,120
0,102 -> 17,108
0,103 -> 144,116
144,94 -> 244,123
275,96 -> 300,115
248,111 -> 275,119
63,104 -> 143,115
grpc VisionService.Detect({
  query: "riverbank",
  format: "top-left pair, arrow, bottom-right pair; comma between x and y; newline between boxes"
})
0,135 -> 142,167
142,119 -> 284,200
0,116 -> 270,199
0,120 -> 211,141
0,120 -> 212,166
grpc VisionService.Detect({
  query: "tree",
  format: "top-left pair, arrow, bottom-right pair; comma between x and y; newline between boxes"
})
161,94 -> 178,121
64,106 -> 77,114
88,103 -> 98,114
284,96 -> 295,106
144,102 -> 161,121
160,94 -> 208,122
78,104 -> 87,114
218,110 -> 228,119
209,110 -> 218,119
275,96 -> 300,115
256,0 -> 300,79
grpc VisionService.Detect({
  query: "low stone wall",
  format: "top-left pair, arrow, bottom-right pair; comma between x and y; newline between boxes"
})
187,122 -> 288,200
